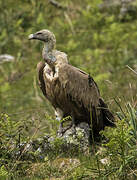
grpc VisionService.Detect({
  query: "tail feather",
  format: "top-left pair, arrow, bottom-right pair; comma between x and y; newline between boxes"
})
99,98 -> 115,127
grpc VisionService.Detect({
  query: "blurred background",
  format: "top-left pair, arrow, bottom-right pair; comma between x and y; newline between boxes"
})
0,0 -> 136,136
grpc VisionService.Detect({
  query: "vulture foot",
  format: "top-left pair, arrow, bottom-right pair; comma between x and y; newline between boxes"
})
57,122 -> 74,137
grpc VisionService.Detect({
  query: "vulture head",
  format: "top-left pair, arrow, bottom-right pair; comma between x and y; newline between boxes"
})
28,29 -> 56,50
28,29 -> 68,66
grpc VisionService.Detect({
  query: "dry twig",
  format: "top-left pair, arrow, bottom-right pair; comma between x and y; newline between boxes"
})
126,65 -> 137,75
49,0 -> 67,10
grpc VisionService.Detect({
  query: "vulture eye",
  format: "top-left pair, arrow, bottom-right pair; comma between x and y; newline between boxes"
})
36,32 -> 42,35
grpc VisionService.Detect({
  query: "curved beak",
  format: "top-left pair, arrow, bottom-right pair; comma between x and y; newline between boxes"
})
28,34 -> 35,40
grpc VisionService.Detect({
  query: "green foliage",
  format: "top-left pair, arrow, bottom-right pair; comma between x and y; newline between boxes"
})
0,0 -> 137,179
0,103 -> 136,179
0,0 -> 137,115
0,165 -> 8,179
100,102 -> 137,179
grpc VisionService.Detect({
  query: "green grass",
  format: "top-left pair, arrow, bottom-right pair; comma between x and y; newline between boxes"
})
0,0 -> 137,179
0,101 -> 136,180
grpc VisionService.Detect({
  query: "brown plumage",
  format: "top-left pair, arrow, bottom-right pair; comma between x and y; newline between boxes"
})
29,29 -> 115,140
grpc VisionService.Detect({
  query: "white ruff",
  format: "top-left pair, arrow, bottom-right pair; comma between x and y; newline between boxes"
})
43,63 -> 59,81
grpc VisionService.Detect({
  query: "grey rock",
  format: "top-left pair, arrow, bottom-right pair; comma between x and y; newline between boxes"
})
0,54 -> 15,64
13,122 -> 91,161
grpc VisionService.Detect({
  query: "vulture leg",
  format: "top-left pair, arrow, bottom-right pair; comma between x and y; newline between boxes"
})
70,115 -> 77,134
62,115 -> 76,135
37,61 -> 46,97
57,121 -> 69,137
57,113 -> 75,136
55,108 -> 66,136
57,118 -> 73,136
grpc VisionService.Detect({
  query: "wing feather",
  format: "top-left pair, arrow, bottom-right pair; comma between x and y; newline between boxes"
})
58,64 -> 100,110
37,61 -> 46,97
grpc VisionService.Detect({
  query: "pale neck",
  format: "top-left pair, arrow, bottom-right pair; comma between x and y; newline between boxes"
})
42,42 -> 56,67
42,43 -> 52,60
44,41 -> 55,53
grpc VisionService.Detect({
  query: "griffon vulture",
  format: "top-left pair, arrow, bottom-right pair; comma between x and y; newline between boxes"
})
28,29 -> 115,140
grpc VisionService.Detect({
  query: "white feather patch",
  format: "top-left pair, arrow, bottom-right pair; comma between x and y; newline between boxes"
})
55,108 -> 64,121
